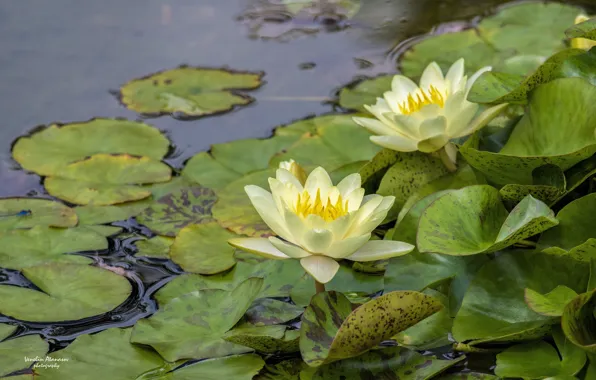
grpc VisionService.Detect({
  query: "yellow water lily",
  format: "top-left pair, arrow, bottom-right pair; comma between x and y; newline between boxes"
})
571,14 -> 596,51
353,58 -> 508,169
228,162 -> 415,285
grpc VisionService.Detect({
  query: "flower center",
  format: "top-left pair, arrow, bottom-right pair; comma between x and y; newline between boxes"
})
398,85 -> 446,115
294,189 -> 348,221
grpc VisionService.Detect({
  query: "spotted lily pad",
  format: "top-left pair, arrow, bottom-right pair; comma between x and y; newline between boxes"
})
136,186 -> 217,236
169,222 -> 236,275
120,67 -> 263,118
0,263 -> 132,322
131,277 -> 263,361
0,226 -> 106,270
495,329 -> 586,378
452,251 -> 589,344
133,236 -> 174,259
561,289 -> 596,353
308,346 -> 464,380
12,118 -> 169,177
300,290 -> 443,367
254,359 -> 304,380
539,193 -> 596,261
0,198 -> 77,231
244,298 -> 304,326
417,186 -> 557,256
0,325 -> 48,377
224,325 -> 300,354
35,328 -> 175,380
45,154 -> 172,205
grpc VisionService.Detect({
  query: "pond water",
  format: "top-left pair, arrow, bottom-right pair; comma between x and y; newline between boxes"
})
1,0 -> 596,376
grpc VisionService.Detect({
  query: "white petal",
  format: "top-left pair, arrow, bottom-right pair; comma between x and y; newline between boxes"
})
344,188 -> 365,211
417,134 -> 449,153
276,168 -> 304,190
245,185 -> 293,242
466,66 -> 492,93
370,135 -> 418,152
384,90 -> 405,114
302,228 -> 334,254
390,113 -> 422,139
445,58 -> 465,93
444,142 -> 458,166
446,102 -> 478,136
268,237 -> 311,258
228,238 -> 290,260
345,195 -> 384,236
453,103 -> 508,138
300,255 -> 340,284
304,214 -> 326,229
352,117 -> 399,136
419,116 -> 447,140
345,240 -> 415,261
304,167 -> 333,200
282,207 -> 308,246
328,213 -> 354,241
391,75 -> 420,104
325,233 -> 371,259
365,100 -> 393,125
443,91 -> 467,120
348,196 -> 395,236
337,173 -> 362,197
420,62 -> 445,91
412,104 -> 443,121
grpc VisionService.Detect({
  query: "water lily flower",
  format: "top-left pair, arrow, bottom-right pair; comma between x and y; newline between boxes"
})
571,14 -> 596,51
352,58 -> 508,170
228,161 -> 415,285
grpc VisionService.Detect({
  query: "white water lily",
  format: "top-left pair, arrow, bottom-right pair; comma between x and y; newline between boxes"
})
571,14 -> 596,51
228,162 -> 415,284
353,58 -> 508,168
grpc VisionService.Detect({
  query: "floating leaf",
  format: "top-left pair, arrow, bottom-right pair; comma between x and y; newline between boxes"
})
0,226 -> 105,270
131,278 -> 263,361
133,236 -> 173,259
566,17 -> 596,40
0,198 -> 77,231
169,354 -> 264,380
452,251 -> 589,344
358,148 -> 399,193
74,200 -> 150,225
438,373 -> 498,380
0,263 -> 132,322
120,67 -> 263,118
244,298 -> 304,326
338,75 -> 393,112
12,118 -> 169,177
35,328 -> 174,380
182,152 -> 242,190
254,359 -> 304,380
300,290 -> 442,367
224,325 -> 300,354
136,186 -> 217,236
309,346 -> 464,380
45,154 -> 171,205
169,222 -> 236,275
495,329 -> 586,378
525,285 -> 579,317
539,193 -> 596,261
0,325 -> 48,377
561,289 -> 596,353
417,186 -> 557,256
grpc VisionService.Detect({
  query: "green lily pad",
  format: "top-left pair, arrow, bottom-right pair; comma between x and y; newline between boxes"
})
417,186 -> 557,256
461,78 -> 596,186
300,290 -> 442,367
35,328 -> 175,380
169,354 -> 264,380
561,289 -> 596,353
131,277 -> 263,361
358,148 -> 399,193
539,193 -> 596,261
566,17 -> 596,40
74,200 -> 150,225
45,154 -> 172,205
12,118 -> 169,177
119,67 -> 263,118
136,186 -> 217,236
254,359 -> 304,380
243,298 -> 304,326
495,329 -> 586,378
525,285 -> 579,317
438,373 -> 498,380
0,263 -> 132,322
0,226 -> 106,270
0,325 -> 48,377
337,75 -> 393,112
212,168 -> 276,237
224,325 -> 300,354
133,236 -> 173,259
452,251 -> 589,343
0,198 -> 77,231
308,346 -> 465,380
181,152 -> 242,190
169,222 -> 236,275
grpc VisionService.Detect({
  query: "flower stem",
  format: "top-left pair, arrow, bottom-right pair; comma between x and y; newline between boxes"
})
439,147 -> 457,172
315,280 -> 326,294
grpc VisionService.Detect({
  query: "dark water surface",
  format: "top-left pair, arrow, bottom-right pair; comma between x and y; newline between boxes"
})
1,0 -> 595,354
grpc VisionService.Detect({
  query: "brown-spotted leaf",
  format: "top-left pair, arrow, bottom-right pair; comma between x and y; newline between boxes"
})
561,289 -> 596,353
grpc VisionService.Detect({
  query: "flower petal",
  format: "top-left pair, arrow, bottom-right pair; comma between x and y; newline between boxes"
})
418,116 -> 447,140
337,173 -> 361,197
344,188 -> 365,211
365,100 -> 393,125
300,255 -> 340,284
417,134 -> 449,153
245,185 -> 293,242
390,113 -> 421,139
466,66 -> 492,93
391,75 -> 420,104
228,238 -> 290,260
302,228 -> 334,254
370,135 -> 418,152
444,142 -> 458,166
269,237 -> 311,258
348,196 -> 394,236
352,117 -> 399,136
304,167 -> 333,200
453,103 -> 508,138
446,58 -> 465,92
328,213 -> 354,240
345,240 -> 415,261
420,62 -> 445,91
325,233 -> 371,259
276,168 -> 304,190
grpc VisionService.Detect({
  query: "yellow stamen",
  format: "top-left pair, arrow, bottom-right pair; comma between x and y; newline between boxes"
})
294,189 -> 349,221
398,85 -> 446,115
